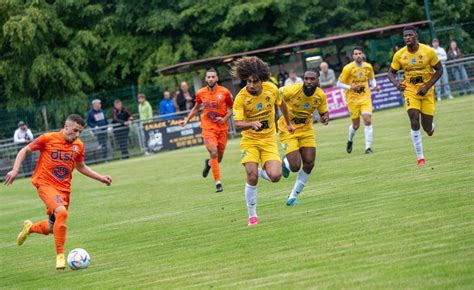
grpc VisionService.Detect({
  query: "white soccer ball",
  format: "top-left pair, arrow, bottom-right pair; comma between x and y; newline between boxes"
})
67,248 -> 90,270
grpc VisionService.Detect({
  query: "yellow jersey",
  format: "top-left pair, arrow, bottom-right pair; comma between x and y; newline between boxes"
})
390,43 -> 440,99
233,82 -> 282,140
339,61 -> 375,105
278,84 -> 328,133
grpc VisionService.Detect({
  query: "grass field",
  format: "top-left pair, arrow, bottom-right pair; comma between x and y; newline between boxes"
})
1,96 -> 473,289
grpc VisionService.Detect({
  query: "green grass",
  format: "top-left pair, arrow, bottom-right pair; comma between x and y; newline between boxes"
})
1,97 -> 473,289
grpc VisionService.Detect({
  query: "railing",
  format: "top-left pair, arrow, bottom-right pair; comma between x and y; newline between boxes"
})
0,110 -> 237,180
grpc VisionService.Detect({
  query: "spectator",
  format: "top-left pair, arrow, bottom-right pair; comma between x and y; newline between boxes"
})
159,91 -> 177,120
284,70 -> 303,86
448,40 -> 473,96
431,39 -> 453,101
138,93 -> 153,121
112,99 -> 133,159
13,121 -> 34,176
87,99 -> 108,160
277,64 -> 288,87
319,62 -> 336,88
175,81 -> 195,111
138,93 -> 153,155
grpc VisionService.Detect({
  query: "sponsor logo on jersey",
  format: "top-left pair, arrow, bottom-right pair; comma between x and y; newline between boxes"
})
358,72 -> 363,77
304,103 -> 309,109
53,166 -> 69,180
411,58 -> 416,65
50,149 -> 76,162
256,103 -> 263,111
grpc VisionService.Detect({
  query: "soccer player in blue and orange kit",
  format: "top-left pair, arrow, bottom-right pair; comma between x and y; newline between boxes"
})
4,114 -> 112,270
181,69 -> 234,192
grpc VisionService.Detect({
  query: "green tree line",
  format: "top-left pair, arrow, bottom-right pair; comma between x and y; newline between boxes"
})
0,0 -> 472,135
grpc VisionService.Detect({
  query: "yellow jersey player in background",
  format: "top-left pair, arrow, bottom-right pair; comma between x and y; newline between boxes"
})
388,26 -> 443,166
280,69 -> 329,206
338,46 -> 380,154
232,56 -> 295,226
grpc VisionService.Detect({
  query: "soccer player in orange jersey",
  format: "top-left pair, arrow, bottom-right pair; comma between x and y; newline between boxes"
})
4,114 -> 112,270
181,69 -> 234,192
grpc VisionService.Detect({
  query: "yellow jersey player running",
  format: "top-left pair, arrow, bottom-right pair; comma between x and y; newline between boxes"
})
337,46 -> 380,154
388,26 -> 443,166
232,56 -> 295,226
280,70 -> 329,206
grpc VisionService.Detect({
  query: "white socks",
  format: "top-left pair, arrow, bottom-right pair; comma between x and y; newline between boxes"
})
258,168 -> 271,182
410,129 -> 424,160
348,125 -> 356,141
364,125 -> 373,149
245,183 -> 257,217
289,170 -> 310,199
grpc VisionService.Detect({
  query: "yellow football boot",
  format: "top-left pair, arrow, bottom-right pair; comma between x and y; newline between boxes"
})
56,254 -> 66,270
16,220 -> 33,246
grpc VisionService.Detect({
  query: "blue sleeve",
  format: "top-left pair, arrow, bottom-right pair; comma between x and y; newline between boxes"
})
87,110 -> 95,128
159,101 -> 165,115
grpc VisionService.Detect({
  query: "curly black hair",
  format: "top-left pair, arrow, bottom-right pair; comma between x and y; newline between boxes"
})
231,56 -> 270,81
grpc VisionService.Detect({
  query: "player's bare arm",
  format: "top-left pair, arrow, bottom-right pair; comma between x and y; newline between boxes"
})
234,120 -> 262,131
75,161 -> 112,186
417,61 -> 443,96
4,145 -> 33,186
180,102 -> 201,126
216,106 -> 233,125
320,112 -> 329,125
387,67 -> 406,91
278,100 -> 295,133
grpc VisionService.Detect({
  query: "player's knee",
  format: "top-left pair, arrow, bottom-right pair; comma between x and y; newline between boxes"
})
303,160 -> 314,172
289,162 -> 300,173
209,150 -> 219,159
352,124 -> 360,130
55,209 -> 68,221
269,173 -> 281,183
422,123 -> 432,132
246,171 -> 258,185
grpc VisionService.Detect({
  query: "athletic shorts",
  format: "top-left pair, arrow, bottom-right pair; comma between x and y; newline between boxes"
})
348,100 -> 372,119
202,129 -> 228,153
404,92 -> 436,116
280,127 -> 316,155
240,137 -> 280,166
37,185 -> 70,216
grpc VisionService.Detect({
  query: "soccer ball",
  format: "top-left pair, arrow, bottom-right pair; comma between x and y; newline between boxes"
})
67,248 -> 90,270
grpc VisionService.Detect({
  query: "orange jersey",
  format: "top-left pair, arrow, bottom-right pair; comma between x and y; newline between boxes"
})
29,131 -> 85,193
195,84 -> 233,131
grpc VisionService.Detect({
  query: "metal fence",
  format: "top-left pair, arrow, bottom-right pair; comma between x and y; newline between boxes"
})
0,110 -> 237,180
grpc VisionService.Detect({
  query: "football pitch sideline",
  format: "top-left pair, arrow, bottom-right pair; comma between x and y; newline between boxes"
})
1,96 -> 473,289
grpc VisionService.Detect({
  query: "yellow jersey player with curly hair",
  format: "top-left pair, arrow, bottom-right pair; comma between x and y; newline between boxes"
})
231,56 -> 295,226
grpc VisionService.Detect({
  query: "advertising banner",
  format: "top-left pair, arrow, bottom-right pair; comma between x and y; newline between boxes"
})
143,116 -> 202,152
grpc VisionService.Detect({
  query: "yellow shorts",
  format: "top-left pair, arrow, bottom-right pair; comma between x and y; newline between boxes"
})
348,100 -> 372,119
240,137 -> 280,166
404,93 -> 436,116
280,127 -> 316,155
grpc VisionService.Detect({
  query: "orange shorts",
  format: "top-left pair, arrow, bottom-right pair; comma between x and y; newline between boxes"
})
37,185 -> 70,216
202,130 -> 228,153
